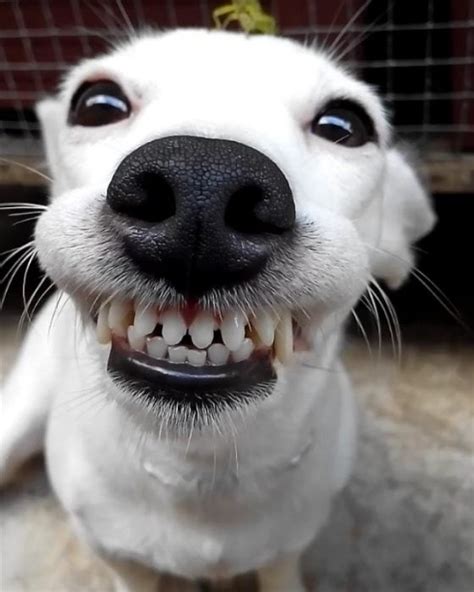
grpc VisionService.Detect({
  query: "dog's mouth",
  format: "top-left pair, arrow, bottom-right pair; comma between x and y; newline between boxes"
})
93,300 -> 308,401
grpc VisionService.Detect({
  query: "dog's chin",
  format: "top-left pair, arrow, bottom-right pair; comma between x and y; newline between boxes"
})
107,336 -> 277,413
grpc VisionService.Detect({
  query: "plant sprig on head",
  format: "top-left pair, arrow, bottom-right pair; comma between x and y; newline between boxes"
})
213,0 -> 277,35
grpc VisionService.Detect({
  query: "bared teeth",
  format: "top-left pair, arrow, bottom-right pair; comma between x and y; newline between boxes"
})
221,310 -> 246,351
189,310 -> 215,349
127,326 -> 145,351
96,303 -> 111,344
168,346 -> 188,363
109,300 -> 132,337
208,343 -> 230,365
187,349 -> 206,367
134,305 -> 158,337
96,299 -> 300,366
251,310 -> 276,347
232,338 -> 254,363
274,312 -> 293,365
146,336 -> 167,359
161,310 -> 186,346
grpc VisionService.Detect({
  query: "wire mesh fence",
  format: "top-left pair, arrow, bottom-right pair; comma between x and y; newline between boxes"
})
0,0 -> 473,161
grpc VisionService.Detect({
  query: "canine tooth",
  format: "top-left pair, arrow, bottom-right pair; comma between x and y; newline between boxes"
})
220,310 -> 246,352
161,310 -> 186,345
127,326 -> 145,351
187,349 -> 206,367
169,346 -> 188,363
232,338 -> 254,363
134,305 -> 158,336
109,300 -> 132,337
274,312 -> 293,364
146,336 -> 167,359
189,311 -> 215,349
251,310 -> 276,346
96,304 -> 111,344
208,343 -> 230,365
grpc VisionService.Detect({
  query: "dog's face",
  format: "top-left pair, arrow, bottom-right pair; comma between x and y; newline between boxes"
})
35,30 -> 434,426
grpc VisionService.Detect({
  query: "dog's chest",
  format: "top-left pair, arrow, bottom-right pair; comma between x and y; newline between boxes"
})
46,403 -> 330,579
61,446 -> 321,579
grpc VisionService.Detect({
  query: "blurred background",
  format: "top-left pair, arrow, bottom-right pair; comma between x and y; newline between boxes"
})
0,2 -> 473,592
0,0 -> 473,328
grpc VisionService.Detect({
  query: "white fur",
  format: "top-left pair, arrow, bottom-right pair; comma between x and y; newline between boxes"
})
0,30 -> 435,591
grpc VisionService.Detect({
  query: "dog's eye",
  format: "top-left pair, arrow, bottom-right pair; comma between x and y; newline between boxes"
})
311,100 -> 376,147
68,80 -> 131,127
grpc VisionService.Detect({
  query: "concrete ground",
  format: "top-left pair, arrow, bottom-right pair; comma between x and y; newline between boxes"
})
1,315 -> 473,592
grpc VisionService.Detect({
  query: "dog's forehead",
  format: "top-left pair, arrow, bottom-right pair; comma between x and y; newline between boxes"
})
62,29 -> 386,127
115,30 -> 329,84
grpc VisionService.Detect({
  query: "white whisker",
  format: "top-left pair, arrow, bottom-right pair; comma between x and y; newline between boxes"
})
0,157 -> 52,183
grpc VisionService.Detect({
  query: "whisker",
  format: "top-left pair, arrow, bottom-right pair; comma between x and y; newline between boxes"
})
48,291 -> 69,336
363,286 -> 383,357
333,7 -> 390,64
0,157 -> 52,183
410,267 -> 468,330
20,249 -> 38,322
327,0 -> 372,61
0,240 -> 35,266
12,216 -> 41,227
9,211 -> 42,218
29,278 -> 55,319
115,0 -> 136,39
351,307 -> 373,360
0,204 -> 47,212
0,247 -> 37,308
1,247 -> 36,283
18,275 -> 46,330
83,1 -> 127,46
365,242 -> 468,330
370,277 -> 402,361
319,0 -> 349,54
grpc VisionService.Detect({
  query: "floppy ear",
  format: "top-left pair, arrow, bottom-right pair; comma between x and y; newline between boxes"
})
36,98 -> 65,197
367,147 -> 436,290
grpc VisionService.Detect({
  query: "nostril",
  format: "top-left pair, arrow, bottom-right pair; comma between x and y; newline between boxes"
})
116,171 -> 176,224
225,184 -> 286,235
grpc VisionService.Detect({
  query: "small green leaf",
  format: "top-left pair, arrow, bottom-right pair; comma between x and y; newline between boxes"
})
213,1 -> 277,35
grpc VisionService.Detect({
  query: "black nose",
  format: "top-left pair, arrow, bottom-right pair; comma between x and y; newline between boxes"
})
106,136 -> 295,297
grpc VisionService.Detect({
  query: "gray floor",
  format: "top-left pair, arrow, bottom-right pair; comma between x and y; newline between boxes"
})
1,316 -> 473,592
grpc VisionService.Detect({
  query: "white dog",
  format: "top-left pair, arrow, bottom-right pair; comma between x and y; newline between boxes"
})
0,30 -> 435,591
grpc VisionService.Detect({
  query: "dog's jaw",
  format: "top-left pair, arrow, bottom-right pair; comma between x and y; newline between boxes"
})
77,290 -> 339,428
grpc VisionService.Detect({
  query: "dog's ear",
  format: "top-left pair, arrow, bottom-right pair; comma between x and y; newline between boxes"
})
36,98 -> 64,196
365,148 -> 436,290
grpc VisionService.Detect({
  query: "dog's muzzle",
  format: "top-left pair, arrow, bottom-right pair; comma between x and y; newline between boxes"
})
106,135 -> 295,297
97,136 -> 300,410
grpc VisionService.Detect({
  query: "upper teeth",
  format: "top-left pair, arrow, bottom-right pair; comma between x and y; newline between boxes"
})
189,311 -> 216,349
160,309 -> 187,346
96,301 -> 294,366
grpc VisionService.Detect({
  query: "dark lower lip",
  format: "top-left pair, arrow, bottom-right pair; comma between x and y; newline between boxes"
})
107,339 -> 276,405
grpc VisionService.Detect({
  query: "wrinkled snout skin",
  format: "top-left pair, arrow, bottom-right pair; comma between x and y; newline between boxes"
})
1,29 -> 435,587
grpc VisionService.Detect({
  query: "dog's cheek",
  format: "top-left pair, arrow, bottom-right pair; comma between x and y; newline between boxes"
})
35,189 -> 107,290
296,215 -> 370,310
